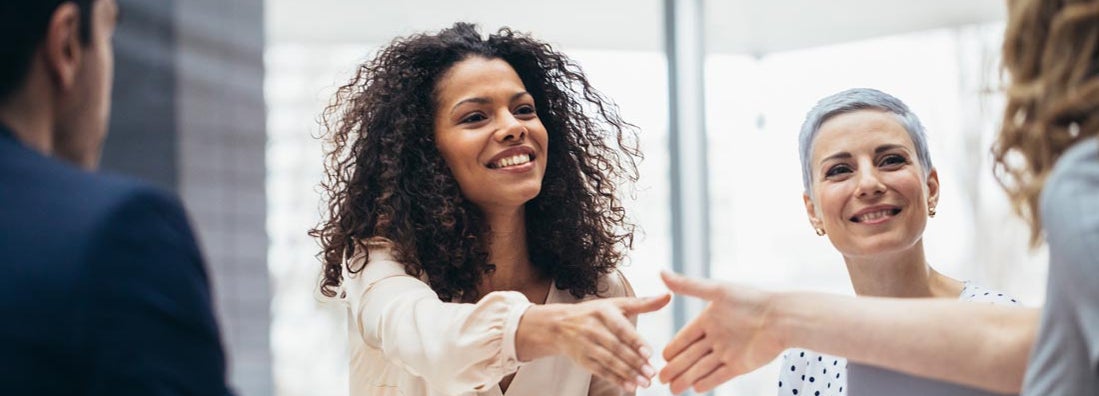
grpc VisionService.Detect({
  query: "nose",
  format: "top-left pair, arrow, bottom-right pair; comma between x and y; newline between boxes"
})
854,167 -> 886,198
494,113 -> 526,143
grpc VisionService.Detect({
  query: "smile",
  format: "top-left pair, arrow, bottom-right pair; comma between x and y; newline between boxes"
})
850,207 -> 901,223
487,153 -> 532,169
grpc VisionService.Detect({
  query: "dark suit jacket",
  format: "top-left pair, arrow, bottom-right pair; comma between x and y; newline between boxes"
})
0,125 -> 232,395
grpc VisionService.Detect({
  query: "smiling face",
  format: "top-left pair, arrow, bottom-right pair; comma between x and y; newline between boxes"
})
433,56 -> 549,212
803,109 -> 939,258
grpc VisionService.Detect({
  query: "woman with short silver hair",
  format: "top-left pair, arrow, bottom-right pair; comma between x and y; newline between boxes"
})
657,3 -> 1094,392
777,88 -> 1019,396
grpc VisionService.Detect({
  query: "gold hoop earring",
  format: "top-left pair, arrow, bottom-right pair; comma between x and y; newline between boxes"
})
929,207 -> 937,218
815,228 -> 826,236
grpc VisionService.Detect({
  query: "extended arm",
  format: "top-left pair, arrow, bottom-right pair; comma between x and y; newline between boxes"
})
349,253 -> 667,394
659,272 -> 1038,395
773,291 -> 1036,394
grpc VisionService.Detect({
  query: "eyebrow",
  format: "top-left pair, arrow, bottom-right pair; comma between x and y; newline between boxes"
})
819,152 -> 851,165
818,144 -> 910,165
449,91 -> 532,115
874,144 -> 908,155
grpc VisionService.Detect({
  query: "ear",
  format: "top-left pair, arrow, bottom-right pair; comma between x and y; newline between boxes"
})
43,3 -> 84,92
803,192 -> 824,231
926,167 -> 940,210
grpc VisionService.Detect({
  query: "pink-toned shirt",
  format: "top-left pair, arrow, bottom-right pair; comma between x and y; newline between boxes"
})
341,247 -> 634,396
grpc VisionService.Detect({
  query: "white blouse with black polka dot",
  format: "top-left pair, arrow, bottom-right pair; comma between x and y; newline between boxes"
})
775,281 -> 1020,396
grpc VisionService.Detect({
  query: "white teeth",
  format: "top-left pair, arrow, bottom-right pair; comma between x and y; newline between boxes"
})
492,154 -> 531,169
857,209 -> 894,222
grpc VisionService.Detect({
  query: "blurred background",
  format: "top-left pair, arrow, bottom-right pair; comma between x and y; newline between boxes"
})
103,0 -> 1045,395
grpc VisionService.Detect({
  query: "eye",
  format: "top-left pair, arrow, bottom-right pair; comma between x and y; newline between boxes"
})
514,104 -> 537,118
878,154 -> 908,168
460,112 -> 487,124
824,164 -> 853,178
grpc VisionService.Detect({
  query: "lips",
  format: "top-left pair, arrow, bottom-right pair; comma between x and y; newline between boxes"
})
486,146 -> 536,170
849,205 -> 902,223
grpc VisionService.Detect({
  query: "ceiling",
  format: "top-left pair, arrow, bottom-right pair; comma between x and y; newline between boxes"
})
266,0 -> 1005,55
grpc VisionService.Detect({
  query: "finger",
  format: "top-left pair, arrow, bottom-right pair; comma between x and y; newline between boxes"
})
592,316 -> 653,380
659,337 -> 711,384
601,304 -> 652,352
584,342 -> 644,391
669,350 -> 720,394
661,271 -> 723,299
662,317 -> 705,361
617,293 -> 672,316
599,310 -> 656,378
692,364 -> 738,393
586,357 -> 636,393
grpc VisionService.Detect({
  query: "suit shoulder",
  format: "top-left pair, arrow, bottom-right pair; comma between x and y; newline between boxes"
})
0,145 -> 187,267
0,140 -> 179,222
66,175 -> 187,246
77,171 -> 179,213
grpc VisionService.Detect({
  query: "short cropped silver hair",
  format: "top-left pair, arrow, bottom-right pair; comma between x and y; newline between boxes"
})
798,88 -> 933,193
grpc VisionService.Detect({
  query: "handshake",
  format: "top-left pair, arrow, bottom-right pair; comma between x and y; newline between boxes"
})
521,271 -> 777,394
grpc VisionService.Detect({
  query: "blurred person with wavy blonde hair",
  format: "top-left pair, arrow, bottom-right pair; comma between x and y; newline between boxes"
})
994,0 -> 1099,392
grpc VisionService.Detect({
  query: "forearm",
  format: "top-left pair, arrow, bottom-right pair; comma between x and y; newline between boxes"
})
514,304 -> 562,361
770,292 -> 1039,394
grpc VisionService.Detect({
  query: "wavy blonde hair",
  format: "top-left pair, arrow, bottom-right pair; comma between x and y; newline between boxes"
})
994,0 -> 1099,246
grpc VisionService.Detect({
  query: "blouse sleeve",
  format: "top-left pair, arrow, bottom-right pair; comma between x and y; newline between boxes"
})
588,270 -> 638,396
344,248 -> 533,394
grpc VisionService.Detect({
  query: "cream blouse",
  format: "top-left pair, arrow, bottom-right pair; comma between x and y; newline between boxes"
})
341,247 -> 635,396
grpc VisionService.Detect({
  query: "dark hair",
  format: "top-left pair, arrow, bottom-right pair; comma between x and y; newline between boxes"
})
312,22 -> 641,301
0,0 -> 94,101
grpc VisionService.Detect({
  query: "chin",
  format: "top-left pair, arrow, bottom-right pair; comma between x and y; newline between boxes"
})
517,187 -> 542,204
850,236 -> 921,257
480,187 -> 542,209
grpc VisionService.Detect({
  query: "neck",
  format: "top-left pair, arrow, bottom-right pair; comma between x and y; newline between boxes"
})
479,205 -> 545,298
843,239 -> 961,298
0,93 -> 55,154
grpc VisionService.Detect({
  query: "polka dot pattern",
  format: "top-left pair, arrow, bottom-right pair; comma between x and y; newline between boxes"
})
775,281 -> 1020,395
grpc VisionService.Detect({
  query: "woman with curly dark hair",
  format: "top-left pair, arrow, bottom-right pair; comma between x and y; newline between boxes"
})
311,23 -> 669,396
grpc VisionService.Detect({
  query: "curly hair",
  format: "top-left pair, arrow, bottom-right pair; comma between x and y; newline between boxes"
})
994,0 -> 1099,247
311,22 -> 641,301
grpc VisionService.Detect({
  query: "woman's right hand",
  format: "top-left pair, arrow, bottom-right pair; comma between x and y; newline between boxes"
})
516,294 -> 671,392
657,271 -> 783,394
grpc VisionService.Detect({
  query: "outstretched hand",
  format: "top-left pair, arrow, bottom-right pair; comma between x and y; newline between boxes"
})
658,271 -> 785,394
520,293 -> 671,392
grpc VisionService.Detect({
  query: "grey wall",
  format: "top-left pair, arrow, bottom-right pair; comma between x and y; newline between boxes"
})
101,0 -> 177,191
103,1 -> 272,395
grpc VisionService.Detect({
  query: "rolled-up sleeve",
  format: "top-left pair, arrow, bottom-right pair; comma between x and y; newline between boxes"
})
344,249 -> 533,394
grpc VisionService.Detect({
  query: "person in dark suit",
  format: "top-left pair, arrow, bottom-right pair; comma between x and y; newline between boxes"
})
0,0 -> 233,394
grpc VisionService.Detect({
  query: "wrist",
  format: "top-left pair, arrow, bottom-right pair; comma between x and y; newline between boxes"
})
764,291 -> 797,351
515,304 -> 561,361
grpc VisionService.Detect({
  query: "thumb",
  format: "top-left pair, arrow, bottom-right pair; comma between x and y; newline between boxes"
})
617,293 -> 672,315
661,270 -> 723,299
